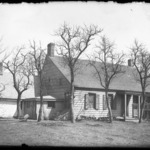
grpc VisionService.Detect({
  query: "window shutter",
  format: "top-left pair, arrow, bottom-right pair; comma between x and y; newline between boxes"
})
108,94 -> 112,109
95,94 -> 100,110
103,95 -> 107,110
84,94 -> 89,110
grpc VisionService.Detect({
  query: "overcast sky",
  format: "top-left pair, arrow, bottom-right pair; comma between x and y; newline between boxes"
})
0,2 -> 150,58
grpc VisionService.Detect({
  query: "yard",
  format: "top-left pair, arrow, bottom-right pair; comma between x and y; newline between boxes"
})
0,118 -> 150,147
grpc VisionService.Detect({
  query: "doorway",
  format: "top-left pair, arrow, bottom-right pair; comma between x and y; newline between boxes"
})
23,101 -> 37,120
132,95 -> 138,118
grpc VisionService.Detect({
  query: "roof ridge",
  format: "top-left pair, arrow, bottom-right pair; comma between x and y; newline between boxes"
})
49,55 -> 131,69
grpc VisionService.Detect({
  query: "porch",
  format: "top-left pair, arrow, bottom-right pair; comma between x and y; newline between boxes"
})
117,92 -> 150,121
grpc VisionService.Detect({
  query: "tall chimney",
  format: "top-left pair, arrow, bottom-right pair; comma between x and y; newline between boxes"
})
0,62 -> 3,75
128,59 -> 133,67
47,43 -> 55,57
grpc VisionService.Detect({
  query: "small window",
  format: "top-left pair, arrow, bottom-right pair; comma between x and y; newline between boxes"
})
47,101 -> 55,108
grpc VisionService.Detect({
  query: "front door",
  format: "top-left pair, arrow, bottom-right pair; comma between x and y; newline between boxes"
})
120,94 -> 125,117
132,96 -> 138,118
126,95 -> 131,116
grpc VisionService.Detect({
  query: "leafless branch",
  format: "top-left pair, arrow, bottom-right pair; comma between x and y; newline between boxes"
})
89,35 -> 125,89
3,46 -> 32,94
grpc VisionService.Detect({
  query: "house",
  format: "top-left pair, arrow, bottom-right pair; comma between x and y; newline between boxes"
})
33,43 -> 150,121
0,62 -> 63,120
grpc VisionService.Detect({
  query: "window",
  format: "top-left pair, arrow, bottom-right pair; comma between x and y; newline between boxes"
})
47,101 -> 55,108
89,93 -> 96,108
84,93 -> 99,110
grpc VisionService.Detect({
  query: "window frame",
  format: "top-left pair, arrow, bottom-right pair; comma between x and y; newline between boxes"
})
88,93 -> 96,109
84,93 -> 99,110
47,101 -> 55,108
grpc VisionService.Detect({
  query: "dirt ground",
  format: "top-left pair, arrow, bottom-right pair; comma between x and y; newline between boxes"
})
0,118 -> 150,147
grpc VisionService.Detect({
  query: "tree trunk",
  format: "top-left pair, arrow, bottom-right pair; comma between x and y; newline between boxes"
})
70,81 -> 75,123
37,94 -> 43,122
14,94 -> 22,119
139,94 -> 145,123
70,69 -> 75,123
105,90 -> 113,123
37,72 -> 44,122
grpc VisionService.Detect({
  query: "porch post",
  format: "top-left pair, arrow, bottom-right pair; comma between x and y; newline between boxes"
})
124,93 -> 127,121
138,95 -> 140,119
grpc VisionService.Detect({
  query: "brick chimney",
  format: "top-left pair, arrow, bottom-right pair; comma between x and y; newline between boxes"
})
0,62 -> 3,75
47,43 -> 55,57
128,59 -> 133,67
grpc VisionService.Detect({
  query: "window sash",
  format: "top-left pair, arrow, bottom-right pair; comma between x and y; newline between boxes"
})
88,94 -> 95,108
85,93 -> 99,110
47,101 -> 55,108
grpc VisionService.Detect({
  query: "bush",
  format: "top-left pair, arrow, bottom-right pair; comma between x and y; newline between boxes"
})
76,115 -> 98,121
97,117 -> 109,122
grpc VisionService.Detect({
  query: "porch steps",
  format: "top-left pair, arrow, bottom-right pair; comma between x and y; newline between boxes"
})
115,116 -> 139,122
126,117 -> 139,123
54,109 -> 70,121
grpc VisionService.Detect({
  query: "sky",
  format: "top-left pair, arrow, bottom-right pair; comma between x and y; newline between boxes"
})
0,2 -> 150,59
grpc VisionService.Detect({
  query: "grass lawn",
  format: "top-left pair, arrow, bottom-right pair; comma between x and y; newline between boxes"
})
0,118 -> 150,147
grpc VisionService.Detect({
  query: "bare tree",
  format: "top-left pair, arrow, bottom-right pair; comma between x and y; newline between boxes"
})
89,36 -> 125,123
130,40 -> 150,123
0,37 -> 11,97
55,23 -> 102,123
29,40 -> 46,122
3,46 -> 33,118
0,36 -> 10,63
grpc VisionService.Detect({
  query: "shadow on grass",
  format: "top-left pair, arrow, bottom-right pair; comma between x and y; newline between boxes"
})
86,123 -> 103,127
38,122 -> 67,127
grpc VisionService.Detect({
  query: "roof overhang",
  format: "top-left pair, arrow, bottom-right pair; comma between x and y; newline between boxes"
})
75,86 -> 150,96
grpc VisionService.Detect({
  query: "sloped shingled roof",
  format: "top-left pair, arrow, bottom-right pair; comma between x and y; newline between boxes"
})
50,56 -> 150,93
0,71 -> 35,99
